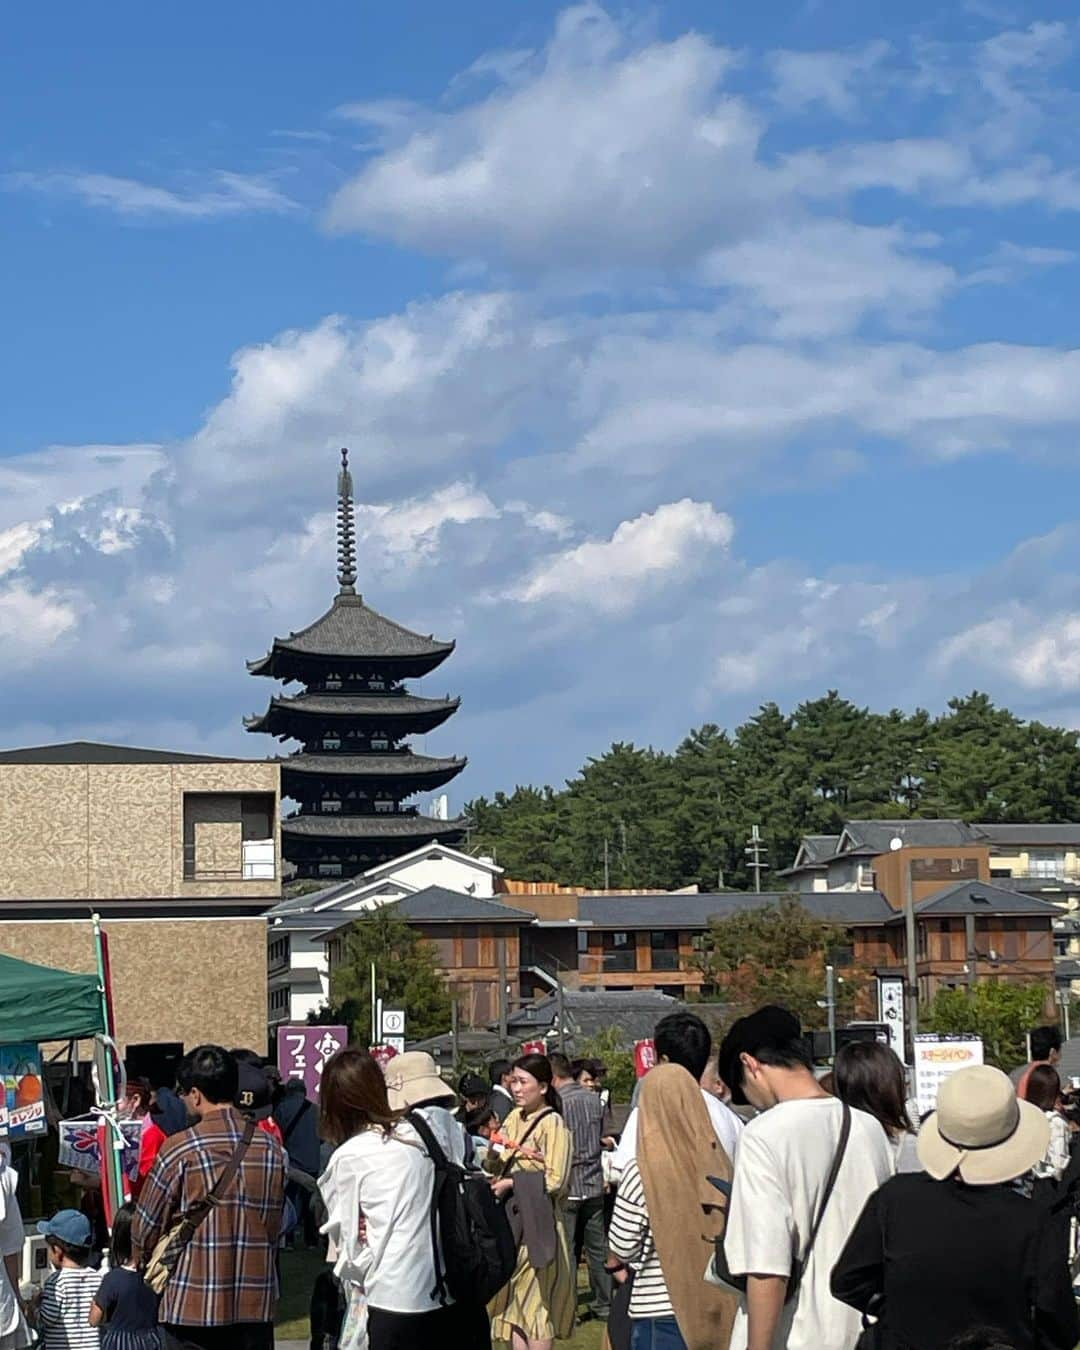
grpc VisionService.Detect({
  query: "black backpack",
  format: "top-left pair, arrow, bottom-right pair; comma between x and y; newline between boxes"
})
406,1110 -> 517,1307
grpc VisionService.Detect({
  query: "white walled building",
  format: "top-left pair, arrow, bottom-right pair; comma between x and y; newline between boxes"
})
267,844 -> 503,1030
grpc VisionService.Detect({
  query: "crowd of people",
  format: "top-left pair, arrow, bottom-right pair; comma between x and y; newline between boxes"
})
1,1014 -> 1079,1350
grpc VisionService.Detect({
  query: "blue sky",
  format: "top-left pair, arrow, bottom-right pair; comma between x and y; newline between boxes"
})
4,1 -> 1080,805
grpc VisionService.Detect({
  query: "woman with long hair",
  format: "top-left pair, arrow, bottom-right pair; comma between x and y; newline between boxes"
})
486,1054 -> 574,1349
318,1048 -> 459,1350
834,1041 -> 918,1173
89,1203 -> 160,1350
608,1063 -> 737,1350
1024,1063 -> 1072,1180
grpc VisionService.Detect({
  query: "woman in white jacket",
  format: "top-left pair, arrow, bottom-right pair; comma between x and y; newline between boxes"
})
318,1049 -> 457,1350
0,1145 -> 32,1350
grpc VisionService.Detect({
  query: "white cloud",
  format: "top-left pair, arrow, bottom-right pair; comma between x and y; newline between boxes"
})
0,583 -> 77,664
701,220 -> 953,337
512,499 -> 734,611
768,41 -> 890,116
0,521 -> 49,577
6,170 -> 298,220
358,483 -> 500,564
938,608 -> 1080,692
325,5 -> 767,267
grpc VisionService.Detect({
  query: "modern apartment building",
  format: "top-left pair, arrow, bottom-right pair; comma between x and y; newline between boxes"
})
0,741 -> 281,1052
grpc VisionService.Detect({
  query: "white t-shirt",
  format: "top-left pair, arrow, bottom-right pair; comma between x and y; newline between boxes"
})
612,1090 -> 743,1176
724,1097 -> 893,1350
319,1121 -> 446,1315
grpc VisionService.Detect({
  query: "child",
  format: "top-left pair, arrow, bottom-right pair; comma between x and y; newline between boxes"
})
465,1104 -> 499,1166
34,1209 -> 103,1350
89,1204 -> 160,1350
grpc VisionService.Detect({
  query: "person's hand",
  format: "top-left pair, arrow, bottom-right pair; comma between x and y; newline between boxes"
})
490,1177 -> 514,1200
601,1136 -> 617,1150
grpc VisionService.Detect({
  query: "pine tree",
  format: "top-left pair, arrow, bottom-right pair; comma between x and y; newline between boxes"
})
329,906 -> 452,1044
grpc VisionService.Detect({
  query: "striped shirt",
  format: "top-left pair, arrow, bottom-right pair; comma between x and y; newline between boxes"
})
132,1106 -> 287,1327
608,1159 -> 673,1320
558,1082 -> 604,1199
39,1265 -> 103,1350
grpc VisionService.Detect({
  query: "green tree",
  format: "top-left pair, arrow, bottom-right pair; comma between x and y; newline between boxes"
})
922,982 -> 1050,1071
571,1026 -> 637,1105
694,898 -> 867,1027
328,906 -> 452,1044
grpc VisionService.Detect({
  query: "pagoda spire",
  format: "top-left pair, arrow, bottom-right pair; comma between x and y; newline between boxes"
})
337,447 -> 357,596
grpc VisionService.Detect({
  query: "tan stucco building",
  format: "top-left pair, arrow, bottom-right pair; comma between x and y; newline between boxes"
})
0,741 -> 281,1053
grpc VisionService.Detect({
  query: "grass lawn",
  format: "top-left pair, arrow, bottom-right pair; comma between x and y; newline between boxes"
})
276,1247 -> 608,1347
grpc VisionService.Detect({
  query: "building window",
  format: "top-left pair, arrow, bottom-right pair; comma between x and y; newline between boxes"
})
183,792 -> 276,881
323,734 -> 342,751
602,930 -> 636,973
1030,851 -> 1065,879
318,863 -> 343,877
917,923 -> 928,959
371,737 -> 390,752
322,798 -> 342,813
650,931 -> 680,972
374,800 -> 394,814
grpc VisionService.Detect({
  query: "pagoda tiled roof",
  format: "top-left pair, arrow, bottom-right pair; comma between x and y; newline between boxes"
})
280,752 -> 466,778
248,593 -> 454,674
281,814 -> 467,839
245,692 -> 461,734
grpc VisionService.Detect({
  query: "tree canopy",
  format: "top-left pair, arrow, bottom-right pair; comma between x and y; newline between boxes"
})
467,691 -> 1080,890
326,906 -> 452,1044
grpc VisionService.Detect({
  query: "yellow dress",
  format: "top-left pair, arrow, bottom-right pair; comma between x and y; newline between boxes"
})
487,1105 -> 576,1342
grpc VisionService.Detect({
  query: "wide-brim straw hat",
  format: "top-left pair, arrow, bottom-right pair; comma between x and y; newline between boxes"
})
917,1063 -> 1049,1185
384,1051 -> 455,1112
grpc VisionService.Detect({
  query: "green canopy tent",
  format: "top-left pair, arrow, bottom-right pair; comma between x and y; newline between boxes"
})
0,952 -> 105,1044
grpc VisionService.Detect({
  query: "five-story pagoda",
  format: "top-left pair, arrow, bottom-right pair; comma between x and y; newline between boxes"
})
246,449 -> 467,878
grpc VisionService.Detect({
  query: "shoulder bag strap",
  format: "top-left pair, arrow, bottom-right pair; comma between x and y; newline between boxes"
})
282,1098 -> 313,1146
405,1112 -> 450,1306
496,1108 -> 553,1179
799,1102 -> 851,1273
207,1116 -> 257,1204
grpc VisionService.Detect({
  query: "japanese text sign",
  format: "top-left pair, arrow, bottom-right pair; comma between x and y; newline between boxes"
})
277,1026 -> 347,1101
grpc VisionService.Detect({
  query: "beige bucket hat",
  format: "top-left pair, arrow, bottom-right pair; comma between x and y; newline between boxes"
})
917,1064 -> 1050,1185
383,1051 -> 455,1112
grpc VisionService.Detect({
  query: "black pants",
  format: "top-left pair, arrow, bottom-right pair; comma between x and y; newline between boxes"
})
367,1305 -> 461,1350
162,1325 -> 273,1350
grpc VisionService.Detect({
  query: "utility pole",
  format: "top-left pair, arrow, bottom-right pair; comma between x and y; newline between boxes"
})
498,936 -> 508,1041
556,977 -> 566,1053
891,838 -> 919,1054
826,964 -> 837,1060
370,960 -> 377,1045
745,825 -> 768,894
965,914 -> 977,993
603,837 -> 610,890
451,997 -> 459,1067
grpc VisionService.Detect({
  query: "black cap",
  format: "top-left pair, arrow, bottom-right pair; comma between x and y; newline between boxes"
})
458,1073 -> 489,1099
236,1061 -> 273,1120
717,1006 -> 803,1106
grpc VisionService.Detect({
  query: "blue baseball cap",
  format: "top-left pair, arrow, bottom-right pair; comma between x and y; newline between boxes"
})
39,1209 -> 93,1247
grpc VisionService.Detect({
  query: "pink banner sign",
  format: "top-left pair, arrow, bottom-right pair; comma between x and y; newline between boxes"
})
521,1040 -> 547,1056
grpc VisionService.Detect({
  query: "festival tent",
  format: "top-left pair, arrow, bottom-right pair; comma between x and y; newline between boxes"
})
0,952 -> 104,1044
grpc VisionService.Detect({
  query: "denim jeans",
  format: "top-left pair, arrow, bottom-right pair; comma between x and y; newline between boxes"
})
630,1316 -> 687,1350
561,1195 -> 612,1317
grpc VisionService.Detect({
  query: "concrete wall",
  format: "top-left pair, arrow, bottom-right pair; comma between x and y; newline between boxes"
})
0,917 -> 268,1053
0,761 -> 281,901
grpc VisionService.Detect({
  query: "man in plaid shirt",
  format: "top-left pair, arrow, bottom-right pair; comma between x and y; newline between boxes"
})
133,1045 -> 287,1350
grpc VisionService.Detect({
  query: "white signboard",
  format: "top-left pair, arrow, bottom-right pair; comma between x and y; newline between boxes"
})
913,1034 -> 984,1118
877,977 -> 906,1062
381,1008 -> 406,1054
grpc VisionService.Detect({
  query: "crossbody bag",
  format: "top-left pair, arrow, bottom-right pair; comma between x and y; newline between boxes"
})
707,1101 -> 851,1305
143,1116 -> 257,1295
